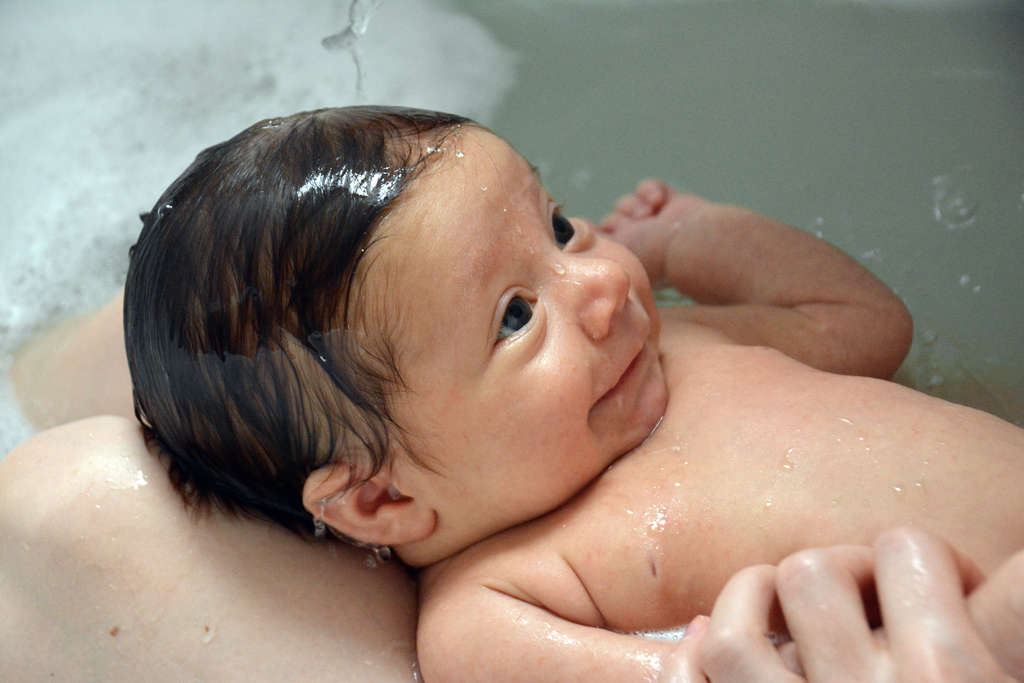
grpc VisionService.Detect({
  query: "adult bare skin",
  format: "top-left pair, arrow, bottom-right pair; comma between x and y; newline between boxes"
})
4,300 -> 419,681
12,291 -> 134,428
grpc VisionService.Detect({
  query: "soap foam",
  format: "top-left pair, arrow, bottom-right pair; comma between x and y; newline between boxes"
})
0,0 -> 517,455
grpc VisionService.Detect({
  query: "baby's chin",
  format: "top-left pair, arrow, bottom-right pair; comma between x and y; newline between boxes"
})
589,340 -> 669,452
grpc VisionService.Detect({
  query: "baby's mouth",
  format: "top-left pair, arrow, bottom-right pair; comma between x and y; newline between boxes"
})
596,342 -> 645,405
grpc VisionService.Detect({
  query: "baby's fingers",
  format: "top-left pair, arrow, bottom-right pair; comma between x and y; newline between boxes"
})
635,179 -> 671,210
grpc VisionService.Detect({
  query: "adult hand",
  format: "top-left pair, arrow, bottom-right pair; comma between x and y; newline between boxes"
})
660,527 -> 1022,682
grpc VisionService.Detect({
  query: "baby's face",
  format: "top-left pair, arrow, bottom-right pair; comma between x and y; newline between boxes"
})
377,129 -> 668,546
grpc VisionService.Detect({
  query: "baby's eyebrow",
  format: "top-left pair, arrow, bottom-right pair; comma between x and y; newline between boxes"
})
527,162 -> 550,200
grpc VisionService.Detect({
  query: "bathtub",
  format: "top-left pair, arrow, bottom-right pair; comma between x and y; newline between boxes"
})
2,0 -> 1021,455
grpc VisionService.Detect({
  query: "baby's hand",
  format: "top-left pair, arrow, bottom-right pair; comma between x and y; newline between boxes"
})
598,179 -> 706,287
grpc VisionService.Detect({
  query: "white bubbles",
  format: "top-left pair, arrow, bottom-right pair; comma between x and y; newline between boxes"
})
931,167 -> 979,230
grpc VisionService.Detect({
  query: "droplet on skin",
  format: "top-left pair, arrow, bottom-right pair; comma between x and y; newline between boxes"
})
552,262 -> 566,276
892,485 -> 904,494
480,184 -> 488,191
455,151 -> 465,158
764,496 -> 774,509
781,448 -> 795,472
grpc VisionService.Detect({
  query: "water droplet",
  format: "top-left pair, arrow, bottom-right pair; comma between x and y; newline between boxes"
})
764,496 -> 774,509
931,168 -> 979,230
480,184 -> 488,191
927,374 -> 944,388
959,274 -> 971,287
892,485 -> 904,494
552,262 -> 566,276
838,417 -> 854,426
455,150 -> 465,158
781,448 -> 795,472
673,481 -> 681,487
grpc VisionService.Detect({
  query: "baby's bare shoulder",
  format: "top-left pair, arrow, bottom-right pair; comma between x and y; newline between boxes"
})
421,514 -> 607,628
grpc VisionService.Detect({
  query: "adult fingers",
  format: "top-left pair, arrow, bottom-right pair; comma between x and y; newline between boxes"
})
658,616 -> 710,683
700,564 -> 801,682
967,547 -> 1024,680
775,545 -> 878,681
875,527 -> 1010,682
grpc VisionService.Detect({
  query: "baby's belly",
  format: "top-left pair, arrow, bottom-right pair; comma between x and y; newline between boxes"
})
558,356 -> 1024,631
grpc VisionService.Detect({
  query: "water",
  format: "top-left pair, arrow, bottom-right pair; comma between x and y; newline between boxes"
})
3,0 -> 1023,456
453,0 -> 1024,424
321,0 -> 384,100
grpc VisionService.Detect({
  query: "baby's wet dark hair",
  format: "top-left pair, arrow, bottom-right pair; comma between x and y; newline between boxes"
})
124,106 -> 470,536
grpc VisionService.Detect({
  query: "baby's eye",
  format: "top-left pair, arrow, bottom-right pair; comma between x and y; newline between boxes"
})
498,296 -> 533,341
552,212 -> 574,248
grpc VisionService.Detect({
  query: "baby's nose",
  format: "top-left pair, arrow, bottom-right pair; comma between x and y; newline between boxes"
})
566,258 -> 630,341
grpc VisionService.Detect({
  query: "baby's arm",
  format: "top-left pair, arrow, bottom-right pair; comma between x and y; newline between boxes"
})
417,555 -> 677,682
600,181 -> 912,378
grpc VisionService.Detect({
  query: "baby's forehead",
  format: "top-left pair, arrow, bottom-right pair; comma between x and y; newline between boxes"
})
356,130 -> 545,360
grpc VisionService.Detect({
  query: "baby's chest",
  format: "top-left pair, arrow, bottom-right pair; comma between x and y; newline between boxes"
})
551,460 -> 750,631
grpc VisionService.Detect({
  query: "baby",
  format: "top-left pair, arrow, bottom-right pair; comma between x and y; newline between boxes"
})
124,107 -> 1024,681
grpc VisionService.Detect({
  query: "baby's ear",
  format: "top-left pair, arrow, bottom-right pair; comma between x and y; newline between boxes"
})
302,464 -> 435,547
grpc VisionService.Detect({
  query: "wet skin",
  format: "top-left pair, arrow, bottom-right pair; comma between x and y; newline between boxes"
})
386,130 -> 1024,680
